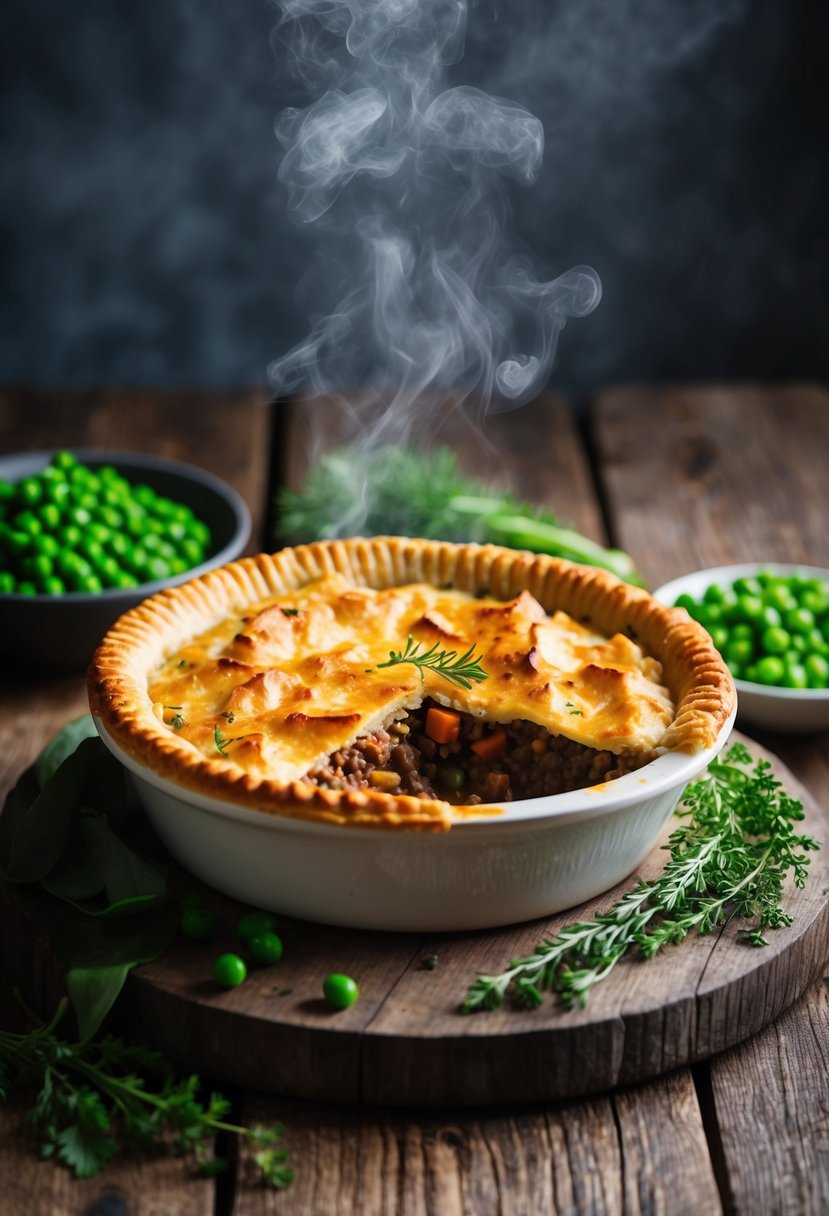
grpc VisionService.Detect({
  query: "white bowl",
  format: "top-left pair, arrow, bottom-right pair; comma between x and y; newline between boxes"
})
95,711 -> 735,932
653,563 -> 829,734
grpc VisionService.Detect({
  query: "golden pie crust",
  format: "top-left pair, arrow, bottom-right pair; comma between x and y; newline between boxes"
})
88,538 -> 735,831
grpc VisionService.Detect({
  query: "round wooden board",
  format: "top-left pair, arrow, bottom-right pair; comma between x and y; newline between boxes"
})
5,732 -> 829,1108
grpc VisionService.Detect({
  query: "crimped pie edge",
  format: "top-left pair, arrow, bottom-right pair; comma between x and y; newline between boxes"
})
87,537 -> 736,831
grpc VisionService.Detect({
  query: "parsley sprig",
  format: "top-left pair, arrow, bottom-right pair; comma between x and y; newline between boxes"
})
0,997 -> 293,1188
372,635 -> 488,690
463,744 -> 819,1013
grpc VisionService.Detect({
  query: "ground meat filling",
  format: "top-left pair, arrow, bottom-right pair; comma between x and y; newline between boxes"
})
303,699 -> 646,805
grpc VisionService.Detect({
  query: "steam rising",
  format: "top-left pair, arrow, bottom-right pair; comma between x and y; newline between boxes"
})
268,0 -> 601,445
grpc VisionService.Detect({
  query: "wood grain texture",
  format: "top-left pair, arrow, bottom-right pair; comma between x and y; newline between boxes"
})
278,391 -> 606,543
707,980 -> 829,1216
232,1070 -> 719,1216
0,1092 -> 215,1216
590,383 -> 829,586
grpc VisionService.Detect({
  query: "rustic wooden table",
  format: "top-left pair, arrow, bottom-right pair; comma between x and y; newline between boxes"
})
1,384 -> 828,1215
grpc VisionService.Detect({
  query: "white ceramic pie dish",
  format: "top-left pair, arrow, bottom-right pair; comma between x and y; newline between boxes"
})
94,709 -> 736,932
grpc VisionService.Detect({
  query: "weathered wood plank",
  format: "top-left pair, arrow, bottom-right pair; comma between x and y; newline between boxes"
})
0,1091 -> 215,1216
232,1070 -> 719,1216
590,383 -> 829,586
278,391 -> 605,543
708,980 -> 829,1216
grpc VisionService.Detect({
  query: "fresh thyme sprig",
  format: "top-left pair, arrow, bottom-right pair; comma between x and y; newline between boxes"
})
463,743 -> 819,1013
0,998 -> 293,1187
371,635 -> 488,690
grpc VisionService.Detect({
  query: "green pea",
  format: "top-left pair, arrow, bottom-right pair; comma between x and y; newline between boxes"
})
703,582 -> 729,605
83,539 -> 106,565
754,655 -> 785,686
760,626 -> 790,656
67,506 -> 92,528
761,582 -> 796,614
51,450 -> 78,471
18,477 -> 43,506
76,573 -> 103,594
32,533 -> 61,558
107,532 -> 130,558
0,481 -> 15,503
125,547 -> 149,575
248,931 -> 284,966
799,588 -> 829,618
125,513 -> 148,538
725,638 -> 754,667
22,553 -> 53,581
730,622 -> 754,642
36,502 -> 62,531
804,653 -> 829,689
322,973 -> 359,1010
96,556 -> 122,586
179,537 -> 206,568
212,953 -> 247,989
236,911 -> 276,943
145,557 -> 171,582
115,571 -> 139,589
180,905 -> 218,942
187,520 -> 211,548
437,763 -> 467,792
786,607 -> 815,635
733,576 -> 763,598
58,523 -> 83,549
41,575 -> 65,596
16,581 -> 37,596
782,662 -> 808,689
13,510 -> 42,535
6,530 -> 31,557
0,572 -> 15,594
734,595 -> 765,624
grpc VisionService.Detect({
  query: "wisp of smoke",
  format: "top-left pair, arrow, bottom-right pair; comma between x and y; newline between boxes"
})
268,0 -> 601,457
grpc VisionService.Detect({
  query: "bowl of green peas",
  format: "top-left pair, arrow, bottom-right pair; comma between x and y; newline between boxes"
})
653,563 -> 829,733
0,449 -> 251,674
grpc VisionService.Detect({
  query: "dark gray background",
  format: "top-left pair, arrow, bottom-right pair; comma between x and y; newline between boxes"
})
2,1 -> 826,400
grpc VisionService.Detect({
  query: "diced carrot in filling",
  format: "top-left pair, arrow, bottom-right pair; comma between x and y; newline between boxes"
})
303,700 -> 646,805
425,706 -> 461,744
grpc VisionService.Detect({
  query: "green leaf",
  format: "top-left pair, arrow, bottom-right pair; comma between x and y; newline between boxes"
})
54,1112 -> 117,1178
3,738 -> 96,883
66,965 -> 132,1044
103,835 -> 166,905
35,716 -> 99,790
61,909 -> 177,1040
41,817 -> 110,902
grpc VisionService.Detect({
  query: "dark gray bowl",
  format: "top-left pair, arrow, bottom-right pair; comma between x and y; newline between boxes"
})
0,449 -> 252,675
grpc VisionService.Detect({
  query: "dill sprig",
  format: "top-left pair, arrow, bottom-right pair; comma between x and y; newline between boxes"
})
372,635 -> 488,690
463,743 -> 819,1013
0,998 -> 293,1187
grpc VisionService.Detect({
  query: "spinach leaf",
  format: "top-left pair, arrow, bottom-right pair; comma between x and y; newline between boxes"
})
41,816 -> 110,902
103,834 -> 166,906
35,715 -> 99,789
62,909 -> 177,1041
3,739 -> 95,884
